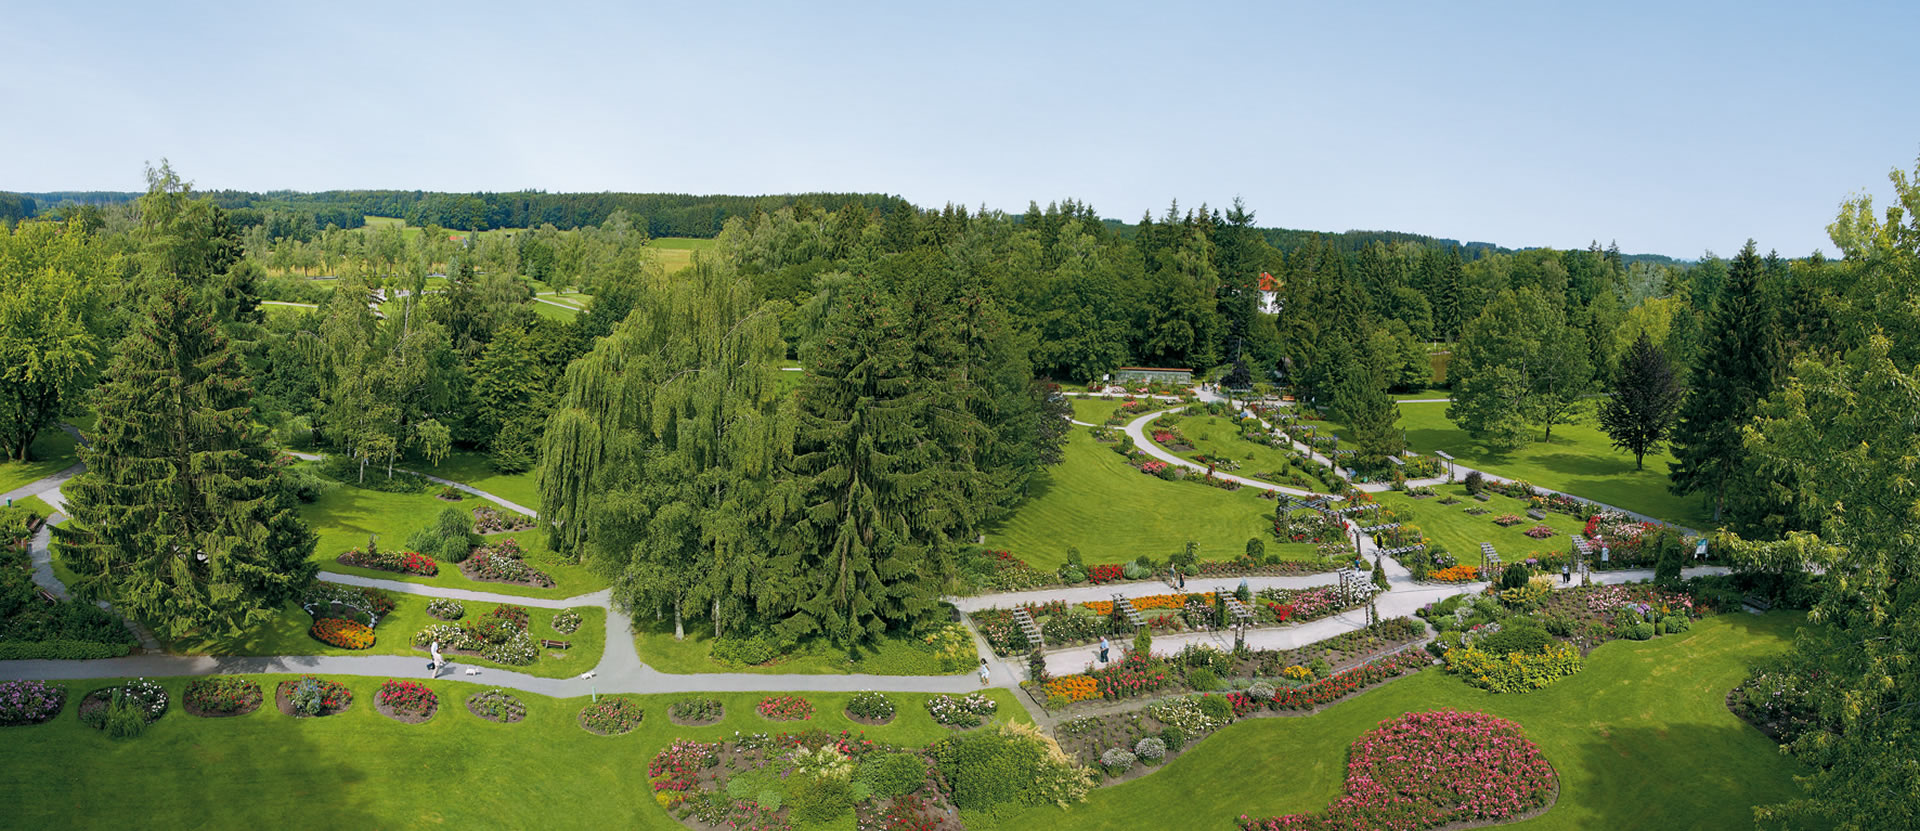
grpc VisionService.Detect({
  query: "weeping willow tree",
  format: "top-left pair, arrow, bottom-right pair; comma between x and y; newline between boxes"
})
539,257 -> 790,639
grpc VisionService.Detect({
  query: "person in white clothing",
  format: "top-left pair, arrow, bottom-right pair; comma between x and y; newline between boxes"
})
429,640 -> 445,679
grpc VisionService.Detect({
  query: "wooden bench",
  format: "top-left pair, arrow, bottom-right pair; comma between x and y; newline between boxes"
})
1526,509 -> 1547,520
540,639 -> 571,649
1742,595 -> 1773,613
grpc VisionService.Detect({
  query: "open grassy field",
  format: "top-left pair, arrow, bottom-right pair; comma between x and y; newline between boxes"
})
632,611 -> 968,676
1366,484 -> 1589,567
971,612 -> 1808,831
1154,414 -> 1334,487
0,678 -> 1026,831
0,427 -> 78,494
532,299 -> 580,321
295,471 -> 605,599
160,596 -> 606,680
650,236 -> 714,274
985,430 -> 1317,569
405,450 -> 541,511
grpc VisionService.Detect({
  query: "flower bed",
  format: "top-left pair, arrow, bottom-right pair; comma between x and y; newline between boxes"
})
925,693 -> 997,727
1426,565 -> 1479,583
1493,514 -> 1524,527
1087,653 -> 1172,702
1444,642 -> 1583,693
184,676 -> 262,717
1082,591 -> 1215,617
0,680 -> 65,726
1086,564 -> 1124,584
466,688 -> 526,723
310,617 -> 376,649
551,609 -> 583,634
460,538 -> 554,587
1042,675 -> 1100,705
1523,524 -> 1556,539
1238,710 -> 1555,831
472,505 -> 535,534
278,676 -> 352,717
488,604 -> 531,630
845,691 -> 895,725
1268,650 -> 1432,711
79,679 -> 169,733
758,695 -> 814,721
648,739 -> 720,802
670,697 -> 725,726
579,696 -> 644,735
412,615 -> 540,667
376,679 -> 439,722
338,547 -> 438,576
426,598 -> 465,620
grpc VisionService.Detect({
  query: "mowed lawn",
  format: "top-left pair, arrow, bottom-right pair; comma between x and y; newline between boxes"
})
0,679 -> 1026,831
0,427 -> 79,494
651,237 -> 714,273
296,473 -> 606,599
1324,401 -> 1713,527
404,450 -> 541,511
986,430 -> 1316,569
971,613 -> 1808,831
1368,485 -> 1589,568
633,613 -> 968,676
161,595 -> 606,680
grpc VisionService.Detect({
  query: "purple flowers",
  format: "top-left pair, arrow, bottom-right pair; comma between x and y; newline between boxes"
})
0,680 -> 67,726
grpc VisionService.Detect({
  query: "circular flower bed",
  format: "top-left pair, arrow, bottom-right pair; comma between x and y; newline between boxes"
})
757,694 -> 814,721
925,692 -> 997,727
467,688 -> 526,724
1238,710 -> 1556,831
426,598 -> 466,621
183,676 -> 263,717
376,679 -> 438,723
310,617 -> 376,649
489,604 -> 531,630
277,676 -> 353,718
845,691 -> 896,725
550,609 -> 583,635
579,696 -> 644,735
79,679 -> 169,733
0,680 -> 65,726
668,697 -> 724,726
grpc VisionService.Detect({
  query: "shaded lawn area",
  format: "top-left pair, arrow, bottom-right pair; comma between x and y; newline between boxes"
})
632,613 -> 968,676
971,613 -> 1808,831
405,449 -> 541,511
0,427 -> 78,494
1154,414 -> 1337,490
986,431 -> 1318,570
0,678 -> 1026,831
1368,484 -> 1589,568
1323,401 -> 1713,527
159,596 -> 606,680
297,477 -> 606,599
532,299 -> 579,321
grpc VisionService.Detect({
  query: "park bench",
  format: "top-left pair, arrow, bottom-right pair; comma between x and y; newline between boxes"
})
1526,509 -> 1547,520
1473,492 -> 1492,501
1742,594 -> 1773,613
540,639 -> 570,649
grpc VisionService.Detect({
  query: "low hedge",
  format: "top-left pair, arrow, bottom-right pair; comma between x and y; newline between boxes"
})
0,640 -> 134,660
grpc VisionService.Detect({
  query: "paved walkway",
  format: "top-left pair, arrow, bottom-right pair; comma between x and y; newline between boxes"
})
1123,408 -> 1323,498
952,573 -> 1339,614
285,450 -> 538,518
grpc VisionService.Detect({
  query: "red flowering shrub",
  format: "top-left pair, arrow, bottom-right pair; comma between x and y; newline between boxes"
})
758,695 -> 814,721
648,739 -> 718,797
1087,565 -> 1124,584
1268,650 -> 1430,711
1239,710 -> 1555,831
1087,652 -> 1171,701
339,548 -> 438,576
376,679 -> 437,716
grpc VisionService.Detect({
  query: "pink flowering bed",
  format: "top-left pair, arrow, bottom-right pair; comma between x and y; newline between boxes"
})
1239,710 -> 1556,831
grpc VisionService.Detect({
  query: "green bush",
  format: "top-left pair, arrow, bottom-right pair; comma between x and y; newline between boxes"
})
1663,615 -> 1691,633
858,752 -> 928,799
1307,657 -> 1331,679
936,730 -> 1040,811
711,631 -> 793,666
407,505 -> 478,564
1185,667 -> 1219,691
280,465 -> 334,503
785,774 -> 851,823
1542,614 -> 1575,637
0,640 -> 133,660
0,504 -> 41,543
1060,565 -> 1087,584
846,691 -> 895,721
1159,725 -> 1187,752
1120,562 -> 1148,580
1197,693 -> 1233,722
1476,622 -> 1552,656
1626,622 -> 1656,641
1445,642 -> 1584,693
1500,562 -> 1531,590
104,690 -> 148,739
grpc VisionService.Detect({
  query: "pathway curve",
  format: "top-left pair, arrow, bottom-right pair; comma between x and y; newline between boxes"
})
1123,409 -> 1322,498
284,450 -> 537,518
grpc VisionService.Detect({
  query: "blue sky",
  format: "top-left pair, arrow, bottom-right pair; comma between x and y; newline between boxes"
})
3,0 -> 1915,257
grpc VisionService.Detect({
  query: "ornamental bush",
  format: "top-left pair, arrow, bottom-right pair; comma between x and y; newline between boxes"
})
377,679 -> 438,717
846,691 -> 895,720
1134,736 -> 1167,762
426,598 -> 465,620
1100,747 -> 1137,773
925,692 -> 997,727
579,696 -> 643,734
757,694 -> 814,721
933,725 -> 1092,811
669,697 -> 723,722
285,676 -> 352,716
858,752 -> 928,799
1445,642 -> 1583,693
184,676 -> 261,715
1246,681 -> 1277,701
0,680 -> 65,725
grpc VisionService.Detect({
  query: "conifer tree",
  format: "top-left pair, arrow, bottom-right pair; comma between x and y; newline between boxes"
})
56,284 -> 316,637
1597,332 -> 1680,469
1669,240 -> 1781,521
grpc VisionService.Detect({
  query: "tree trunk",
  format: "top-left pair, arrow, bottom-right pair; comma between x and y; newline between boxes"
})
714,596 -> 722,640
673,597 -> 685,641
1634,450 -> 1644,471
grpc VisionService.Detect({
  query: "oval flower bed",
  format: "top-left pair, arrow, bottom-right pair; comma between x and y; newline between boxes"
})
467,688 -> 526,724
310,617 -> 376,649
580,696 -> 644,735
757,695 -> 814,721
668,697 -> 724,727
1238,710 -> 1556,831
79,679 -> 169,730
844,691 -> 895,725
925,692 -> 997,727
184,676 -> 263,718
376,679 -> 439,723
277,676 -> 353,718
338,547 -> 439,576
0,680 -> 66,726
1426,565 -> 1479,584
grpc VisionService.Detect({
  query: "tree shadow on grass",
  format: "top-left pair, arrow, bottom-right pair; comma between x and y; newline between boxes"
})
1568,721 -> 1797,829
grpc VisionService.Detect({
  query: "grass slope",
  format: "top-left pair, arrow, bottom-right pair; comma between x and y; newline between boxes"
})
297,477 -> 605,599
0,679 -> 1025,831
0,428 -> 78,494
632,613 -> 967,676
986,431 -> 1315,569
971,613 -> 1807,831
160,596 -> 605,680
404,450 -> 541,511
1368,485 -> 1588,568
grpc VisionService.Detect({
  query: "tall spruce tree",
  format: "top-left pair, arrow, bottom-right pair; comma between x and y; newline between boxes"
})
1597,332 -> 1681,469
1334,362 -> 1404,473
1669,240 -> 1781,521
56,284 -> 316,637
773,278 -> 945,647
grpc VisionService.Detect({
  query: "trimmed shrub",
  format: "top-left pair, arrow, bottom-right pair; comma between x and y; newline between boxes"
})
1246,681 -> 1277,702
1197,693 -> 1234,722
1186,667 -> 1219,692
1134,737 -> 1168,763
1100,747 -> 1137,774
1159,725 -> 1187,752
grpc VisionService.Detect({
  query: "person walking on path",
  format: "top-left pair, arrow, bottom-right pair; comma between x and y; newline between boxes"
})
1562,562 -> 1571,584
1098,636 -> 1111,664
429,640 -> 445,679
977,658 -> 991,686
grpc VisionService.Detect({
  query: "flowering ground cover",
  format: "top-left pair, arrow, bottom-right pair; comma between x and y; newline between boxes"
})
376,679 -> 439,722
1238,710 -> 1555,831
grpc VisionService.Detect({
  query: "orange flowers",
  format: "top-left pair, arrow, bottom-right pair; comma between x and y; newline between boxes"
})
1082,592 -> 1215,616
1042,675 -> 1099,703
310,617 -> 376,649
1428,565 -> 1480,583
